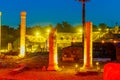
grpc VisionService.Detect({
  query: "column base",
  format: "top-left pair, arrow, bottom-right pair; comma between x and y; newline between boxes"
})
80,65 -> 94,72
47,64 -> 59,71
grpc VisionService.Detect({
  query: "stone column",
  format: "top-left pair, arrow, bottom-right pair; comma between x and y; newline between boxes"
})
0,12 -> 2,54
8,43 -> 12,51
83,22 -> 93,69
47,28 -> 59,71
19,11 -> 26,58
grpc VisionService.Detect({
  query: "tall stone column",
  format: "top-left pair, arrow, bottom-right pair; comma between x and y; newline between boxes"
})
47,28 -> 59,71
19,11 -> 26,58
0,12 -> 2,54
83,22 -> 93,69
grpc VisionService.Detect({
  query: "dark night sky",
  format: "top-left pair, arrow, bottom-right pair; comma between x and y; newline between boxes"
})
0,0 -> 120,27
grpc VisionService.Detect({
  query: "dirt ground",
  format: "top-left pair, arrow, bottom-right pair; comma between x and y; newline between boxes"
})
0,68 -> 103,80
0,54 -> 105,80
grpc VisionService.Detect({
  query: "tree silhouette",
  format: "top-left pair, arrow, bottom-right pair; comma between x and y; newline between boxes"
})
99,23 -> 108,32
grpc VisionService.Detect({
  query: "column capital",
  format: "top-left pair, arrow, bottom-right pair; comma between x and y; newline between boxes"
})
21,11 -> 26,16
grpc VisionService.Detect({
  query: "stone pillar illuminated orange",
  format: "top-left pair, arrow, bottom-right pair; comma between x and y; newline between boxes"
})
19,11 -> 26,58
47,28 -> 59,71
83,22 -> 93,69
8,43 -> 12,51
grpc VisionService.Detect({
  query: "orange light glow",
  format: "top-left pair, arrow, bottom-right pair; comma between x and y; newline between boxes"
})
113,40 -> 117,43
102,40 -> 105,43
75,64 -> 78,68
96,62 -> 99,66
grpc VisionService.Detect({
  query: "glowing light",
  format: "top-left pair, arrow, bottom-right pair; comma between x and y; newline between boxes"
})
106,28 -> 109,32
47,29 -> 50,33
113,40 -> 117,43
75,64 -> 78,68
0,49 -> 8,52
98,28 -> 101,31
96,62 -> 100,70
75,64 -> 79,71
96,62 -> 99,66
79,29 -> 83,33
102,40 -> 105,43
35,32 -> 40,37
